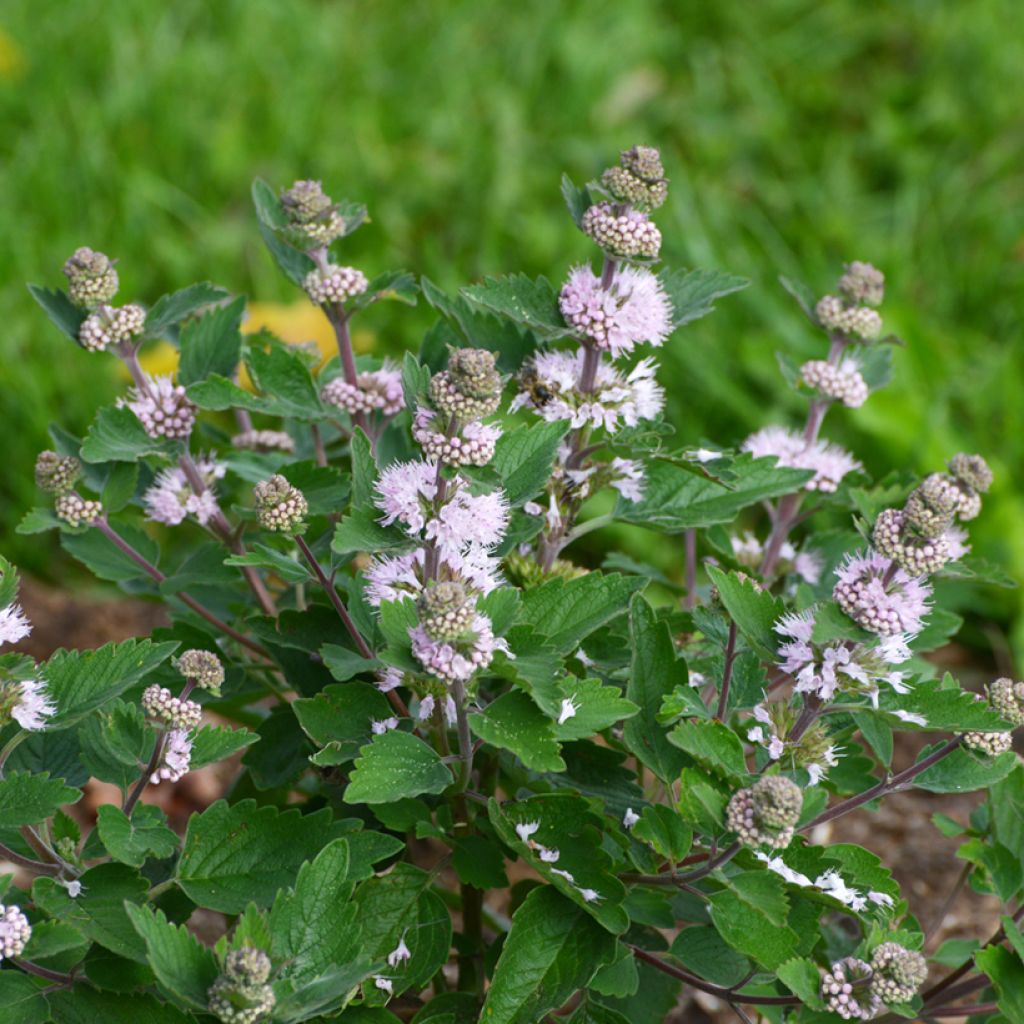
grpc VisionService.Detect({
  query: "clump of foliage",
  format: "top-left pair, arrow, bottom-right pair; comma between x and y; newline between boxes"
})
2,147 -> 1021,1023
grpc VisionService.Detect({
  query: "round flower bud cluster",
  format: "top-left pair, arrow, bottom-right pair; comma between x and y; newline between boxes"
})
815,294 -> 883,341
321,367 -> 405,418
55,493 -> 103,527
208,947 -> 276,1024
905,479 -> 958,538
962,728 -> 1013,758
124,376 -> 196,440
725,775 -> 802,850
0,903 -> 32,961
833,553 -> 930,636
940,452 -> 993,521
280,179 -> 345,250
79,303 -> 146,352
142,684 -> 202,730
412,409 -> 499,466
429,348 -> 503,422
174,649 -> 225,692
303,264 -> 368,305
820,958 -> 881,1021
231,429 -> 295,453
253,475 -> 308,533
990,677 -> 1024,727
838,261 -> 885,307
800,358 -> 869,408
63,247 -> 119,308
582,203 -> 662,260
418,581 -> 477,641
868,943 -> 928,1006
34,451 -> 81,494
873,508 -> 950,576
601,145 -> 668,210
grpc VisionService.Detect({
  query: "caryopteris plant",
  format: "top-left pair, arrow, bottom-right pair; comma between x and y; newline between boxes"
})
4,146 -> 1021,1022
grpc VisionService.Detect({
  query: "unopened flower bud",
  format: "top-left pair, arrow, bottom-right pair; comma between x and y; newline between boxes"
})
990,677 -> 1024,728
35,450 -> 81,494
815,295 -> 883,341
726,775 -> 801,850
869,943 -> 927,1005
63,247 -> 119,308
321,367 -> 405,417
429,348 -> 503,421
207,978 -> 276,1024
142,684 -> 202,730
905,478 -> 958,537
224,947 -> 272,987
124,375 -> 196,440
253,475 -> 308,532
418,581 -> 476,641
0,904 -> 32,960
174,649 -> 225,692
582,202 -> 661,260
838,261 -> 885,307
602,145 -> 668,210
821,957 -> 880,1020
303,265 -> 368,305
963,729 -> 1013,757
231,429 -> 295,453
55,493 -> 102,527
800,358 -> 869,408
873,508 -> 950,575
280,179 -> 345,250
948,453 -> 993,494
79,303 -> 146,352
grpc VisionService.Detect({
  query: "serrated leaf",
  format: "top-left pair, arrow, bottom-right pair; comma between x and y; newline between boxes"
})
145,282 -> 230,339
461,274 -> 571,339
670,926 -> 752,987
975,944 -> 1024,1022
878,674 -> 1009,731
126,903 -> 219,1009
667,719 -> 748,782
187,725 -> 259,770
914,745 -> 1017,793
28,283 -> 85,341
16,507 -> 62,534
778,275 -> 818,322
225,544 -> 312,584
97,804 -> 178,867
351,270 -> 419,312
705,565 -> 784,660
0,972 -> 51,1024
245,343 -> 323,420
79,698 -> 155,791
658,267 -> 748,328
0,771 -> 80,827
294,682 -> 394,764
44,638 -> 178,729
61,522 -> 161,584
526,675 -> 639,741
81,405 -> 182,463
623,596 -> 689,783
345,730 -> 453,804
491,419 -> 571,505
776,956 -> 826,1008
709,871 -> 798,969
177,294 -> 245,385
520,572 -> 646,656
633,806 -> 692,863
401,350 -> 432,412
452,834 -> 509,889
482,886 -> 617,1024
332,507 -> 412,556
470,690 -> 565,772
561,173 -> 593,227
176,800 -> 338,913
676,767 -> 728,834
45,987 -> 193,1024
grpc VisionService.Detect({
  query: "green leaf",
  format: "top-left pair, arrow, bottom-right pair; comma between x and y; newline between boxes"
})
616,454 -> 813,531
294,682 -> 396,764
352,270 -> 419,312
144,282 -> 230,339
568,1003 -> 632,1024
401,350 -> 433,412
270,839 -> 367,985
16,507 -> 62,535
525,675 -> 639,742
177,294 -> 245,385
709,871 -> 799,969
623,596 -> 689,783
482,887 -> 617,1024
33,862 -> 149,960
188,724 -> 260,771
97,804 -> 179,867
810,600 -> 876,645
878,675 -> 1009,731
79,699 -> 155,791
320,644 -> 381,681
345,730 -> 453,804
452,834 -> 509,889
460,273 -> 571,339
520,572 -> 646,656
0,972 -> 51,1024
251,178 -> 317,286
245,343 -> 324,420
670,926 -> 752,988
45,987 -> 193,1024
470,690 -> 565,772
776,957 -> 827,1009
0,771 -> 80,827
61,522 -> 161,584
99,461 -> 140,514
126,903 -> 219,1010
27,283 -> 85,341
561,173 -> 593,227
491,420 -> 571,505
632,806 -> 692,863
667,719 -> 748,782
975,944 -> 1024,1022
705,565 -> 784,660
225,544 -> 312,584
778,275 -> 818,322
80,405 -> 182,463
658,267 -> 748,328
176,800 -> 338,913
332,507 -> 412,556
854,712 -> 893,767
44,639 -> 178,729
915,745 -> 1017,793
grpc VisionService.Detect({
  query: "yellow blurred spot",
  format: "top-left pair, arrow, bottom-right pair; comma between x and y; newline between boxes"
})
0,28 -> 26,80
137,341 -> 180,377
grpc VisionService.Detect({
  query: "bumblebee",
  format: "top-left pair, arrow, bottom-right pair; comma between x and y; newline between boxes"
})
518,367 -> 560,408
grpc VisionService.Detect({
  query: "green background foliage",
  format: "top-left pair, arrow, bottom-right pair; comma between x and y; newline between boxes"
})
1,0 -> 1021,649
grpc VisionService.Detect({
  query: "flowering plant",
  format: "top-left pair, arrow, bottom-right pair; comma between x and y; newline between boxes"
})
4,147 -> 1022,1023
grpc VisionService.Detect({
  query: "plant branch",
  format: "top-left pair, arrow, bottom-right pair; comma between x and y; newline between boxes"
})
12,959 -> 76,985
0,842 -> 61,876
684,529 -> 698,610
715,622 -> 738,720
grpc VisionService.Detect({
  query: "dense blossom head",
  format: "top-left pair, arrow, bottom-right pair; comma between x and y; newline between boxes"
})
123,374 -> 196,440
34,450 -> 82,495
409,613 -> 510,684
321,365 -> 404,417
815,295 -> 883,341
280,179 -> 344,249
418,581 -> 477,641
512,351 -> 664,432
79,303 -> 146,352
601,145 -> 668,210
253,475 -> 308,532
413,409 -> 500,466
150,728 -> 192,784
303,264 -> 368,305
582,203 -> 661,260
838,261 -> 885,306
726,775 -> 801,850
0,903 -> 32,960
869,943 -> 927,1005
429,348 -> 503,422
375,460 -> 438,534
742,426 -> 861,492
142,684 -> 202,730
63,246 -> 119,308
558,264 -> 672,358
231,429 -> 295,453
0,604 -> 32,647
174,649 -> 225,692
55,493 -> 103,527
873,507 -> 950,576
834,552 -> 931,635
800,357 -> 869,408
821,957 -> 881,1020
425,487 -> 509,559
144,457 -> 224,527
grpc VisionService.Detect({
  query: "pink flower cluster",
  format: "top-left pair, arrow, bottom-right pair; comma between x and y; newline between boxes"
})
143,456 -> 225,527
742,426 -> 861,493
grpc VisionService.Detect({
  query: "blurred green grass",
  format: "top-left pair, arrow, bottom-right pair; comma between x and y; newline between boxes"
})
2,0 -> 1022,651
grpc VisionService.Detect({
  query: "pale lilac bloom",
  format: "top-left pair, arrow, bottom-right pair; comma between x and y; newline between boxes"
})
868,891 -> 895,907
538,846 -> 561,863
944,526 -> 971,561
742,426 -> 861,493
834,552 -> 931,635
387,937 -> 411,968
365,551 -> 423,606
418,695 -> 435,720
557,697 -> 579,725
515,821 -> 540,843
523,501 -> 544,517
559,264 -> 672,358
623,807 -> 640,829
442,544 -> 504,596
60,879 -> 83,899
372,717 -> 399,735
151,729 -> 192,784
893,709 -> 927,726
755,852 -> 813,888
409,613 -> 510,684
731,533 -> 763,567
374,976 -> 394,997
425,488 -> 509,558
550,868 -> 576,883
143,456 -> 225,527
693,448 -> 723,463
375,460 -> 438,533
578,887 -> 601,903
11,679 -> 56,730
376,667 -> 404,693
122,374 -> 196,440
609,457 -> 645,501
0,605 -> 31,646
